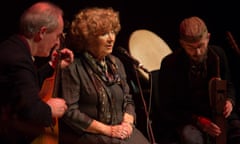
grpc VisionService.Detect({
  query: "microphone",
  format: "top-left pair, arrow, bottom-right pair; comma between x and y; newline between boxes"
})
116,47 -> 149,73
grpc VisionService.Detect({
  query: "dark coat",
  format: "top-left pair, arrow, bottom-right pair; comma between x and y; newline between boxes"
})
59,53 -> 149,144
0,35 -> 54,143
152,45 -> 237,143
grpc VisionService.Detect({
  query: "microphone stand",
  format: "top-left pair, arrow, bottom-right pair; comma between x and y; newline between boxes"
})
133,65 -> 157,144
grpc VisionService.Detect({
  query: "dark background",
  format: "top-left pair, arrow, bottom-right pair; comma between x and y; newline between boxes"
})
0,0 -> 239,49
1,0 -> 240,141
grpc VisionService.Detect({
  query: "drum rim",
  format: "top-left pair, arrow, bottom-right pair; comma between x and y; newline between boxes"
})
128,29 -> 172,79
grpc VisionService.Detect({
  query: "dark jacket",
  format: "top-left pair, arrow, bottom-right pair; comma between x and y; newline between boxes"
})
59,53 -> 149,144
0,35 -> 54,143
152,45 -> 237,143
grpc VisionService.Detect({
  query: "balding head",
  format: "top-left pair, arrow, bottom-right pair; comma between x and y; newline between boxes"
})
179,16 -> 208,43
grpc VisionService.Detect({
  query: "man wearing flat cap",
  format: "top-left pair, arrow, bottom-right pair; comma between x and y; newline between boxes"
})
152,16 -> 240,144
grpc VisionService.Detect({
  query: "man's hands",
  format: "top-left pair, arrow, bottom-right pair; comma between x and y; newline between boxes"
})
49,48 -> 74,68
197,116 -> 221,137
197,99 -> 233,137
46,98 -> 67,118
223,100 -> 233,118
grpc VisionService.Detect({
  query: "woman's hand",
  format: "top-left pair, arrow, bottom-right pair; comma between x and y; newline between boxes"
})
111,122 -> 133,140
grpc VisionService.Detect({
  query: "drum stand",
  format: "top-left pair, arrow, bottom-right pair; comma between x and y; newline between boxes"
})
133,66 -> 158,144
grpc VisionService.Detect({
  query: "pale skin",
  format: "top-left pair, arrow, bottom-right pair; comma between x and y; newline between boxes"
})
84,31 -> 135,139
24,15 -> 74,118
86,113 -> 134,139
87,31 -> 116,60
180,32 -> 233,137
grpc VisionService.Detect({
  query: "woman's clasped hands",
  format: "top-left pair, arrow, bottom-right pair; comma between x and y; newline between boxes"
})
110,121 -> 134,140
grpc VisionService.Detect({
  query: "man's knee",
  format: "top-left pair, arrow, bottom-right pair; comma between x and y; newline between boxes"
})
180,125 -> 204,144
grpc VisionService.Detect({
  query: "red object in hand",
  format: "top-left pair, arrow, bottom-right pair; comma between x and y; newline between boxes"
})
198,116 -> 211,126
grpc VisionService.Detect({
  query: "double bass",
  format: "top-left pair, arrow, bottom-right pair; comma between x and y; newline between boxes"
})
32,34 -> 65,144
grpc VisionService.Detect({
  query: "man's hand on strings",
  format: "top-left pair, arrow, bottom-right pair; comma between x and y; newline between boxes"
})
49,48 -> 74,69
